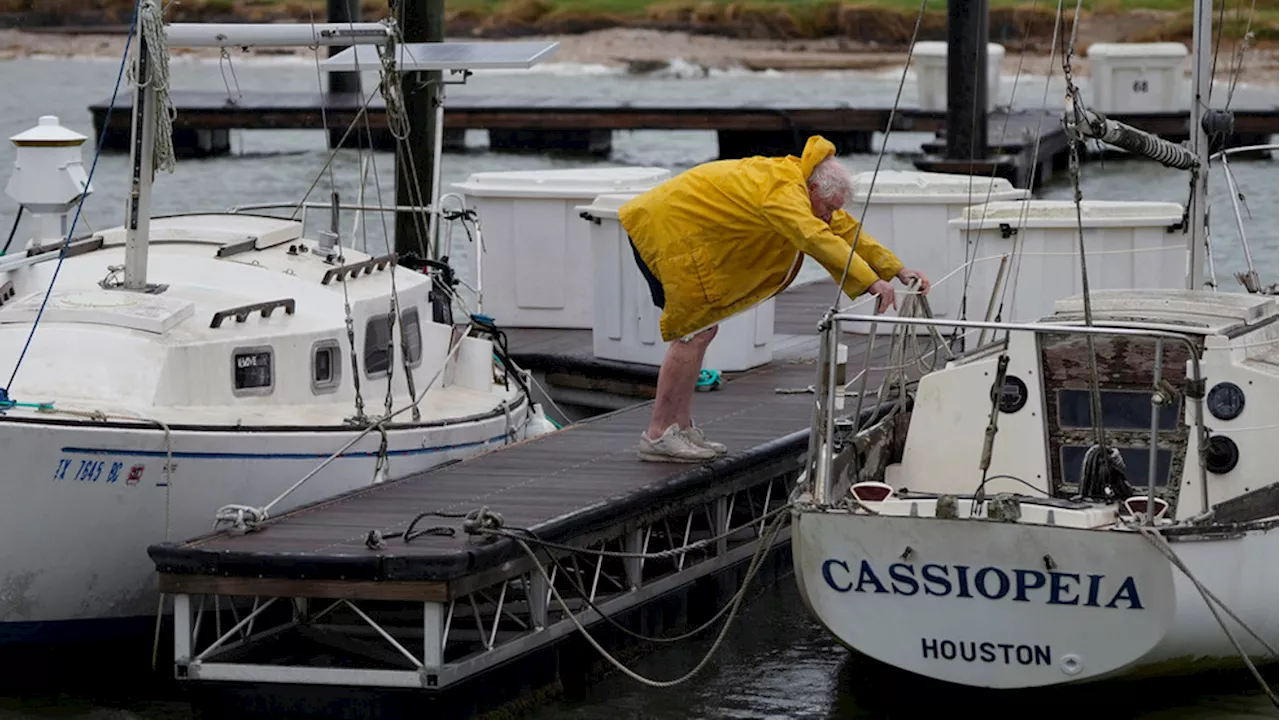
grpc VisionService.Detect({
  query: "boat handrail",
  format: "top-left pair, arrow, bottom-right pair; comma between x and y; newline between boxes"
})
227,201 -> 435,215
826,312 -> 1209,347
1209,143 -> 1279,161
808,311 -> 1210,520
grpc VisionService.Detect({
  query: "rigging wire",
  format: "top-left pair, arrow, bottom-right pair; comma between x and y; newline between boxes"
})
958,0 -> 1062,344
830,0 -> 929,312
4,0 -> 142,394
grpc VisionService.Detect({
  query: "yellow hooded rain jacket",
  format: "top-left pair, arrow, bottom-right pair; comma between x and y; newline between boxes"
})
619,135 -> 905,342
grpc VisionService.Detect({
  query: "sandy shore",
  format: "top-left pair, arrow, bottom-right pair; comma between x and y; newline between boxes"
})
1,26 -> 1276,86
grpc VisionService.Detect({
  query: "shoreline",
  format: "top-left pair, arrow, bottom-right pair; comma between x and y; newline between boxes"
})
1,26 -> 1276,87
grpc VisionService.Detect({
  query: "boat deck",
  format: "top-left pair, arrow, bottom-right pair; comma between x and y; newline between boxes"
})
149,279 -> 899,586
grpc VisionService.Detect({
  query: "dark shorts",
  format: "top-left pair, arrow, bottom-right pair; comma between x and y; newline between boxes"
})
628,235 -> 665,309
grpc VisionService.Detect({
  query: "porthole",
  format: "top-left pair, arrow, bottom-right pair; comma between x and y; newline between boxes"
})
232,346 -> 273,397
364,313 -> 393,378
312,339 -> 342,394
1206,382 -> 1245,421
401,307 -> 422,367
1205,435 -> 1239,475
993,375 -> 1028,414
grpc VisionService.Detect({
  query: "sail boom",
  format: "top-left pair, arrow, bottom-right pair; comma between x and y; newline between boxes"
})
1068,107 -> 1202,172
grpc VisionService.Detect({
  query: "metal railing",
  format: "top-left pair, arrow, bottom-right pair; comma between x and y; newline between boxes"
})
806,311 -> 1208,525
226,201 -> 435,216
226,198 -> 486,314
1210,143 -> 1278,295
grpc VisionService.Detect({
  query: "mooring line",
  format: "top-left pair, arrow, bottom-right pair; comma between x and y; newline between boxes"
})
513,509 -> 790,688
375,503 -> 794,559
367,502 -> 791,679
1136,524 -> 1278,706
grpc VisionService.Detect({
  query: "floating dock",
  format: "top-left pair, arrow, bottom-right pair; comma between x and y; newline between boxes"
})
146,279 -> 915,719
87,91 -> 1278,187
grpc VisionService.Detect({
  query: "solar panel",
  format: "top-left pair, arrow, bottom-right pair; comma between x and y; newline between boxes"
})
320,41 -> 560,72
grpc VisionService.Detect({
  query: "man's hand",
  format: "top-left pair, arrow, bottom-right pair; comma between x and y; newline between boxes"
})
896,268 -> 931,294
869,279 -> 896,314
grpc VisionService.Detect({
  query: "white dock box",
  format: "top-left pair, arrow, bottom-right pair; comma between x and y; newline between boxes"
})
579,193 -> 775,372
949,200 -> 1188,325
912,41 -> 1006,112
453,166 -> 671,329
846,170 -> 1031,334
1087,42 -> 1188,114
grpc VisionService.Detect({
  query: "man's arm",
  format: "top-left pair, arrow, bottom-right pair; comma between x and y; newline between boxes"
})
761,185 -> 885,300
828,209 -> 904,282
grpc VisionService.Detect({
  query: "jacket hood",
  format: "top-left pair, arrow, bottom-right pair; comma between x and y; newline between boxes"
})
799,135 -> 837,178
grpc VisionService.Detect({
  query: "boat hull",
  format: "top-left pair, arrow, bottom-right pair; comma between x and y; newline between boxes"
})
0,403 -> 532,645
792,509 -> 1279,688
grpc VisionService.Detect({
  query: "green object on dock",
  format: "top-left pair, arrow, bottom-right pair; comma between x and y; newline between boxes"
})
697,368 -> 723,391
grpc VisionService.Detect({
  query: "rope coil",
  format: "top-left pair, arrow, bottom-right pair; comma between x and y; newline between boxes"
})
131,0 -> 176,175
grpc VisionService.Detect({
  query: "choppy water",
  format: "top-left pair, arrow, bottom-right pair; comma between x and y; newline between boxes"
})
0,51 -> 1275,719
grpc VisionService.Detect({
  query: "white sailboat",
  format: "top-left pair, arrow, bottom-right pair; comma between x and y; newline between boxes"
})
0,8 -> 559,645
790,0 -> 1278,697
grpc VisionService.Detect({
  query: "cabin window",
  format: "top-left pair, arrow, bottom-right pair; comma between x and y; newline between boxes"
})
232,347 -> 273,396
364,313 -> 394,378
1056,389 -> 1181,431
401,307 -> 422,367
1059,445 -> 1174,487
312,339 -> 341,394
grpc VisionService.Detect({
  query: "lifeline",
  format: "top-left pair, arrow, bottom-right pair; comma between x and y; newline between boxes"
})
821,558 -> 1144,610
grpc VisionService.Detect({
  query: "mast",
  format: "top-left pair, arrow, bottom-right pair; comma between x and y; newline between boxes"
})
116,19 -> 394,293
122,14 -> 156,291
1187,0 -> 1213,291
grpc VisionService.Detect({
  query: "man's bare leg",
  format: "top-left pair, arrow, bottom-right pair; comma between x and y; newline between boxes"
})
646,326 -> 718,440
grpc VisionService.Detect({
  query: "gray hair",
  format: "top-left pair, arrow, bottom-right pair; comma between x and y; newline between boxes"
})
807,156 -> 853,205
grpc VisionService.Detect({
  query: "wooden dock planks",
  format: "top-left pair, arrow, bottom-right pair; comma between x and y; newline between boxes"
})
149,279 -> 904,586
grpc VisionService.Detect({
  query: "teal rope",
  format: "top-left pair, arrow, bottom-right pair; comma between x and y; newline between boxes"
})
0,388 -> 53,412
697,368 -> 722,389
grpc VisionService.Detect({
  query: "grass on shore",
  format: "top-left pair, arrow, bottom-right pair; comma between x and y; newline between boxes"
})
0,0 -> 1274,43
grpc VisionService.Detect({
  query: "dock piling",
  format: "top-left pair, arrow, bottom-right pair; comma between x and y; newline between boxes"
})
946,0 -> 989,165
393,0 -> 444,255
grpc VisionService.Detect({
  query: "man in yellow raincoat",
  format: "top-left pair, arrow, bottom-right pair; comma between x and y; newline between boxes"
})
620,134 -> 931,462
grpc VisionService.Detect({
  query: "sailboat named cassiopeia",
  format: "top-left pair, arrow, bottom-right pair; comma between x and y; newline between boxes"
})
0,3 -> 559,646
789,0 -> 1278,697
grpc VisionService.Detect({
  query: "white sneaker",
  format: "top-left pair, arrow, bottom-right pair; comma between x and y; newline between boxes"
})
682,424 -> 727,456
638,424 -> 718,463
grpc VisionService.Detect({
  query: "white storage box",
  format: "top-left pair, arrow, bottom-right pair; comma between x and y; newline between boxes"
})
452,166 -> 671,329
1086,42 -> 1187,114
912,41 -> 1006,112
845,170 -> 1031,335
949,200 -> 1188,326
579,193 -> 775,372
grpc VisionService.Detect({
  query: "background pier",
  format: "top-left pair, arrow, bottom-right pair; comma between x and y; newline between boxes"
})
87,91 -> 1278,188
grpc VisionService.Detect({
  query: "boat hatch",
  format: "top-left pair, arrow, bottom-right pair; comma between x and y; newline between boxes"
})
94,213 -> 303,254
0,289 -> 194,334
1049,289 -> 1278,335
